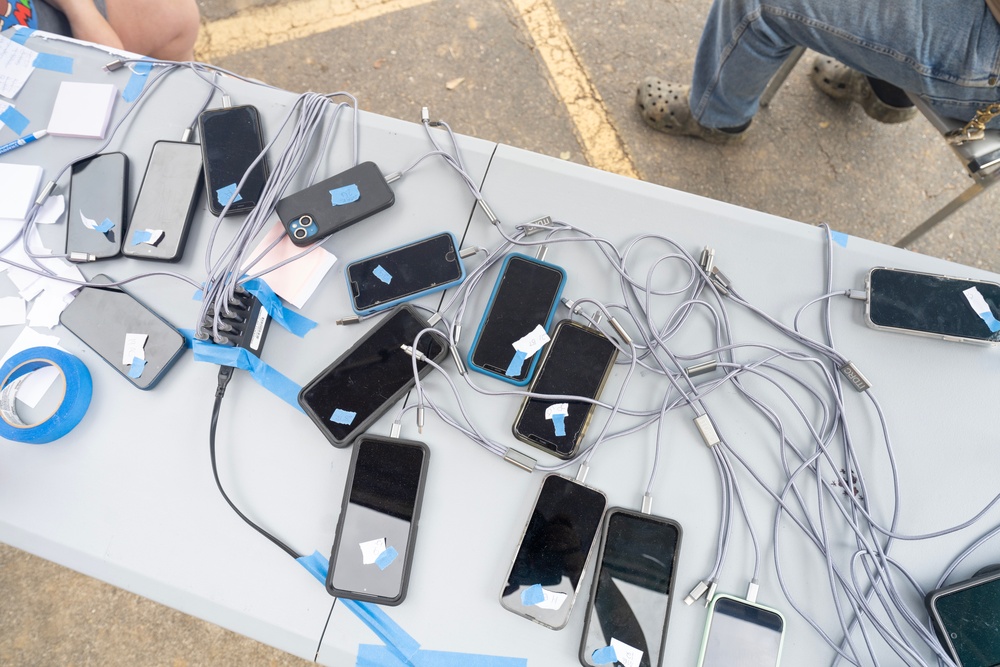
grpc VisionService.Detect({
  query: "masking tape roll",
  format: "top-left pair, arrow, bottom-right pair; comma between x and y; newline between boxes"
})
0,346 -> 92,444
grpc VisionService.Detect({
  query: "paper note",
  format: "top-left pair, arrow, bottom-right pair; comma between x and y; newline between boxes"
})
35,194 -> 64,225
122,333 -> 148,365
47,81 -> 117,138
0,296 -> 25,326
80,211 -> 114,233
26,291 -> 69,329
512,325 -> 550,356
520,584 -> 566,609
0,36 -> 36,99
359,537 -> 387,565
610,638 -> 644,667
241,222 -> 338,309
544,403 -> 569,420
963,286 -> 1000,333
0,163 -> 43,222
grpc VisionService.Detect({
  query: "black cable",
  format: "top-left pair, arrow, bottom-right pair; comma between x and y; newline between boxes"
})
210,367 -> 302,560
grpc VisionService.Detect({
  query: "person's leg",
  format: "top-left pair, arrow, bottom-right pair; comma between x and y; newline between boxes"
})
104,0 -> 199,61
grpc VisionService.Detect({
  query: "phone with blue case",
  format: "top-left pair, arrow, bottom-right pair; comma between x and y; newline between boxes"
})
346,232 -> 466,316
467,253 -> 566,386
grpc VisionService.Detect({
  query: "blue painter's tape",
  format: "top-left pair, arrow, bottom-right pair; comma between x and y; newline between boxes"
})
11,28 -> 34,45
551,413 -> 566,437
241,277 -> 317,338
297,549 -> 329,584
330,184 -> 361,206
591,646 -> 617,665
216,183 -> 243,206
375,546 -> 398,571
342,599 -> 421,666
131,230 -> 152,245
122,60 -> 153,102
0,347 -> 92,444
504,350 -> 527,378
179,329 -> 196,349
93,218 -> 114,234
357,645 -> 528,667
830,230 -> 849,248
330,408 -> 356,425
0,106 -> 30,135
32,52 -> 73,73
127,357 -> 146,379
373,265 -> 393,284
520,584 -> 544,606
978,310 -> 1000,333
191,339 -> 304,412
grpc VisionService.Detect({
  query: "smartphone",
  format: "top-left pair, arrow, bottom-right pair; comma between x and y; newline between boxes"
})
696,594 -> 785,667
467,253 -> 566,386
122,140 -> 204,262
579,509 -> 682,667
346,232 -> 465,316
513,320 -> 618,459
499,474 -> 607,630
298,304 -> 447,447
326,435 -> 430,606
865,267 -> 1000,345
927,567 -> 1000,667
59,274 -> 185,390
276,161 -> 395,247
198,105 -> 269,216
65,152 -> 128,261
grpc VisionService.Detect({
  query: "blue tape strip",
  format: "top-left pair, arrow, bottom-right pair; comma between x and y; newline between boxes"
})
92,218 -> 114,234
0,106 -> 30,135
32,52 -> 73,73
978,310 -> 1000,333
192,340 -> 304,413
373,265 -> 393,284
297,549 -> 329,584
520,584 -> 544,606
342,599 -> 422,666
330,408 -> 356,425
179,329 -> 196,349
11,28 -> 34,45
330,184 -> 361,206
551,413 -> 566,437
131,230 -> 153,245
375,546 -> 398,571
241,277 -> 317,338
122,60 -> 153,102
591,646 -> 617,665
357,645 -> 528,667
830,230 -> 849,248
0,347 -> 92,444
504,350 -> 527,378
127,357 -> 146,379
217,183 -> 242,206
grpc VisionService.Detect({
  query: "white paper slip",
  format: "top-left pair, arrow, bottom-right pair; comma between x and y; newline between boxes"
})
512,324 -> 550,356
610,638 -> 644,667
0,36 -> 36,99
47,81 -> 117,138
27,292 -> 69,329
0,296 -> 26,326
0,163 -> 43,222
35,194 -> 65,225
359,537 -> 387,565
535,588 -> 567,610
122,333 -> 148,365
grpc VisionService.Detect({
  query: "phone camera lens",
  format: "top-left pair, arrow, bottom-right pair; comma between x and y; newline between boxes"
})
293,227 -> 307,239
299,215 -> 313,227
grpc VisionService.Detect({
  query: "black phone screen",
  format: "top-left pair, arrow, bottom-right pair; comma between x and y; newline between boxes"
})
514,320 -> 617,458
868,268 -> 1000,342
328,436 -> 428,604
66,153 -> 127,260
500,474 -> 607,629
700,596 -> 784,667
580,510 -> 681,667
348,233 -> 463,311
123,141 -> 204,262
199,105 -> 268,216
470,255 -> 565,383
930,573 -> 1000,667
298,305 -> 446,446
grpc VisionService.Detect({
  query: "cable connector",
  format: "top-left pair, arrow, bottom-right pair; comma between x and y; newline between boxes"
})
181,127 -> 194,143
103,59 -> 125,72
197,291 -> 271,352
68,251 -> 96,263
390,420 -> 402,439
685,580 -> 710,606
686,360 -> 718,377
746,580 -> 759,604
699,247 -> 715,274
221,94 -> 232,108
384,171 -> 402,184
421,106 -> 430,123
336,315 -> 361,326
503,448 -> 536,473
35,181 -> 56,207
709,266 -> 732,295
535,245 -> 548,262
401,344 -> 428,362
449,345 -> 466,375
705,581 -> 718,606
839,361 -> 872,392
641,493 -> 653,515
576,462 -> 590,484
847,289 -> 867,301
694,414 -> 721,447
416,405 -> 425,434
609,316 -> 632,346
453,324 -> 462,344
427,312 -> 442,327
459,246 -> 478,259
521,216 -> 554,236
478,199 -> 499,225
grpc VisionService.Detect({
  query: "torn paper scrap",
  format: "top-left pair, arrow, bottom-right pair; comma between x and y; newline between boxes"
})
0,296 -> 26,326
963,286 -> 1000,333
512,325 -> 550,356
610,638 -> 644,667
520,584 -> 566,610
35,194 -> 64,225
359,537 -> 387,565
122,333 -> 148,365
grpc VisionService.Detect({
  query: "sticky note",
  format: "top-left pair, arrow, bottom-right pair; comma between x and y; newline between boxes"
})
610,638 -> 644,667
47,81 -> 116,139
329,184 -> 360,206
963,286 -> 1000,333
512,325 -> 550,356
373,264 -> 392,284
360,537 -> 387,565
520,584 -> 545,606
591,646 -> 617,665
375,546 -> 398,571
127,357 -> 146,379
330,408 -> 356,425
505,349 -> 527,377
216,183 -> 243,207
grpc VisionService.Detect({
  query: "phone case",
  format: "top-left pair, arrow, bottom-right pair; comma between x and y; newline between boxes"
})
276,161 -> 394,247
65,152 -> 128,261
344,232 -> 466,316
466,253 -> 566,387
326,435 -> 430,606
696,594 -> 786,667
926,567 -> 1000,666
198,105 -> 269,217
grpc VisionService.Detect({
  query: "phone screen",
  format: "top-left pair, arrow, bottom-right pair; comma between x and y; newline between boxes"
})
298,305 -> 446,447
867,267 -> 1000,342
580,510 -> 681,667
500,474 -> 607,629
327,436 -> 429,604
123,141 -> 204,262
348,233 -> 463,312
930,572 -> 1000,666
66,153 -> 127,260
699,596 -> 784,667
199,105 -> 268,216
469,254 -> 565,384
513,320 -> 617,458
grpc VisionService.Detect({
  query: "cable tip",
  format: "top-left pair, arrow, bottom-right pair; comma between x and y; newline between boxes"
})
336,315 -> 361,326
416,406 -> 425,434
684,581 -> 709,606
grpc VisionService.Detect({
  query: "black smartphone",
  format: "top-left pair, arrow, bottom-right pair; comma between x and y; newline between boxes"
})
927,567 -> 1000,667
499,474 -> 607,630
198,105 -> 269,217
326,434 -> 430,606
513,320 -> 618,459
276,161 -> 395,247
346,232 -> 466,316
65,152 -> 128,261
58,274 -> 186,390
579,509 -> 682,667
122,140 -> 204,262
696,594 -> 785,667
865,267 -> 1000,345
467,253 -> 566,386
298,304 -> 447,447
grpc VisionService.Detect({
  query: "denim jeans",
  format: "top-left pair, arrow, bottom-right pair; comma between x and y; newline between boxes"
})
690,0 -> 1000,128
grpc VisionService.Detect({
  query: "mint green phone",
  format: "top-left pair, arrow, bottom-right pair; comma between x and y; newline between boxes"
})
696,594 -> 785,667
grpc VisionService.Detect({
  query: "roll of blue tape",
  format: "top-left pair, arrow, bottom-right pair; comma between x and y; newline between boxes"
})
0,347 -> 92,444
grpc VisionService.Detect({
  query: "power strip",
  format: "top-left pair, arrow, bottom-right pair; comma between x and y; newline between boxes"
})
198,287 -> 272,354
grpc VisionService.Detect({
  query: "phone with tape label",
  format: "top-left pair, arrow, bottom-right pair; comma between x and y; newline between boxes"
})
500,474 -> 607,630
122,140 -> 203,262
580,509 -> 682,667
198,105 -> 269,216
467,253 -> 566,386
59,274 -> 185,390
513,319 -> 618,460
346,232 -> 465,316
696,594 -> 785,667
326,434 -> 429,606
66,152 -> 128,261
865,267 -> 1000,345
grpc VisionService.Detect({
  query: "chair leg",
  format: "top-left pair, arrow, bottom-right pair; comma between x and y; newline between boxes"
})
760,46 -> 807,108
894,179 -> 995,247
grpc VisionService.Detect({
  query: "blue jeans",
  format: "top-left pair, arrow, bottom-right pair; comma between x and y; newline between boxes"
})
690,0 -> 1000,128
